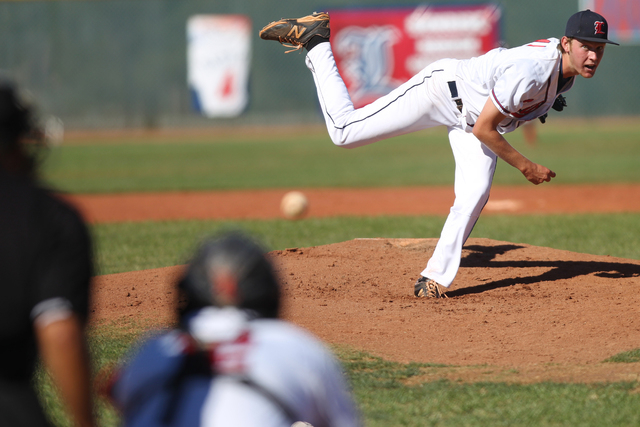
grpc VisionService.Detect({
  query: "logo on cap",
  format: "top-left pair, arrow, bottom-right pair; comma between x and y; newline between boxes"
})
565,10 -> 619,45
594,21 -> 605,35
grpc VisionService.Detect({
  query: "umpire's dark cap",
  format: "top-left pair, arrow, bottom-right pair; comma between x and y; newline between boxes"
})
565,9 -> 619,45
0,81 -> 32,148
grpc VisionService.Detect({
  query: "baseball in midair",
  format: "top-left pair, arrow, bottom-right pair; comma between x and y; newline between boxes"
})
280,191 -> 309,220
291,422 -> 314,427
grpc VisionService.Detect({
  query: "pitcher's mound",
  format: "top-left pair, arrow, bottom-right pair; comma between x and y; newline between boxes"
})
91,238 -> 640,378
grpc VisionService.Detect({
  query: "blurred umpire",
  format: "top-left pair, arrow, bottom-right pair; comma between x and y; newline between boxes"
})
0,81 -> 95,427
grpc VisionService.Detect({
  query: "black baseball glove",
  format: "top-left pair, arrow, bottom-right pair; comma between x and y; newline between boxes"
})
539,94 -> 567,123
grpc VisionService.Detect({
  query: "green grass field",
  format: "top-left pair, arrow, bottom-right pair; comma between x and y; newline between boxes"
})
93,213 -> 640,276
37,120 -> 640,426
43,119 -> 640,193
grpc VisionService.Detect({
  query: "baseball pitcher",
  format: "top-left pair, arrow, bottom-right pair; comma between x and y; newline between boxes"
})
259,10 -> 618,298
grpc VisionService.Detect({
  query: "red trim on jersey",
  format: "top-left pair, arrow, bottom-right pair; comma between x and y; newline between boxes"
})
514,78 -> 551,118
491,89 -> 510,115
512,100 -> 545,118
492,77 -> 552,119
527,39 -> 551,47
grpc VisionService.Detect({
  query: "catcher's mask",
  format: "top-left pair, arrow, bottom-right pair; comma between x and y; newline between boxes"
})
178,231 -> 281,320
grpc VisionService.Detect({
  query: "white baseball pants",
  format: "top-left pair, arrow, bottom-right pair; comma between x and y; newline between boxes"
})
305,43 -> 497,287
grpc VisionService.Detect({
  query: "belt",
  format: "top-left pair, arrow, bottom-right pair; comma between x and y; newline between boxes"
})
447,81 -> 463,113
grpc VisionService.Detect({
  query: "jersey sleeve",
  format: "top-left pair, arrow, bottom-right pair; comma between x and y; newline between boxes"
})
490,61 -> 545,118
31,192 -> 94,322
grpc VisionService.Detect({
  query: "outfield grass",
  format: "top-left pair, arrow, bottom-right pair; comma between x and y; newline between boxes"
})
41,119 -> 640,193
93,216 -> 447,274
36,120 -> 640,426
93,212 -> 640,275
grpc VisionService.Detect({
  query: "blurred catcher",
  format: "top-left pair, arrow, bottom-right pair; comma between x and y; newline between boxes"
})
105,231 -> 361,427
0,80 -> 95,427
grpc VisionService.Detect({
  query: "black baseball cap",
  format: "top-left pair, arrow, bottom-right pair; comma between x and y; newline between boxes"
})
0,81 -> 32,149
565,9 -> 619,45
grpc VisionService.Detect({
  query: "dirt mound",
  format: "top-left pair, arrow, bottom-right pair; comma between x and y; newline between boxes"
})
90,238 -> 640,382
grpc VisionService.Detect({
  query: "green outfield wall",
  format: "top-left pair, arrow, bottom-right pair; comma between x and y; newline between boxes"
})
0,0 -> 637,129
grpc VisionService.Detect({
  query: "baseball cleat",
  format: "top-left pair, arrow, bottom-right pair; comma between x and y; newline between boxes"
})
259,12 -> 330,53
414,276 -> 448,298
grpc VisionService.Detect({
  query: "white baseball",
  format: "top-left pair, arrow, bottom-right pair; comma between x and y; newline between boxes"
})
280,191 -> 308,219
291,422 -> 314,427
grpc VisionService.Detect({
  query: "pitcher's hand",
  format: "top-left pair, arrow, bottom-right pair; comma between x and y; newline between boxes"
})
522,162 -> 556,185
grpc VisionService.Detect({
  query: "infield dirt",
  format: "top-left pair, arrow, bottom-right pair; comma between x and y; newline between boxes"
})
82,185 -> 640,383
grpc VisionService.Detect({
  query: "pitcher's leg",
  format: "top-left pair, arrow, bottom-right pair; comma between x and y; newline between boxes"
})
421,126 -> 497,287
305,43 -> 457,148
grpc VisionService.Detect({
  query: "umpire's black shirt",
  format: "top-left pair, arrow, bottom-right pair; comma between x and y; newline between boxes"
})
0,170 -> 93,426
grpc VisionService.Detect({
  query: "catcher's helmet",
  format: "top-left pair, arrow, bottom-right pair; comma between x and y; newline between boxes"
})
178,231 -> 281,319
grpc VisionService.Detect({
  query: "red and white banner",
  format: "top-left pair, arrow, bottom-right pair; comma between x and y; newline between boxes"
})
187,15 -> 251,117
581,0 -> 640,44
328,4 -> 501,107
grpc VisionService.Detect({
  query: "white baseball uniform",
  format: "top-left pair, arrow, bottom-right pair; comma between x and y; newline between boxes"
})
305,38 -> 573,287
111,307 -> 361,427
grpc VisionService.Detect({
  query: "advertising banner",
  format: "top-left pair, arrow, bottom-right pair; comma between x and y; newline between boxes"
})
581,0 -> 640,44
187,15 -> 251,117
328,4 -> 501,107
